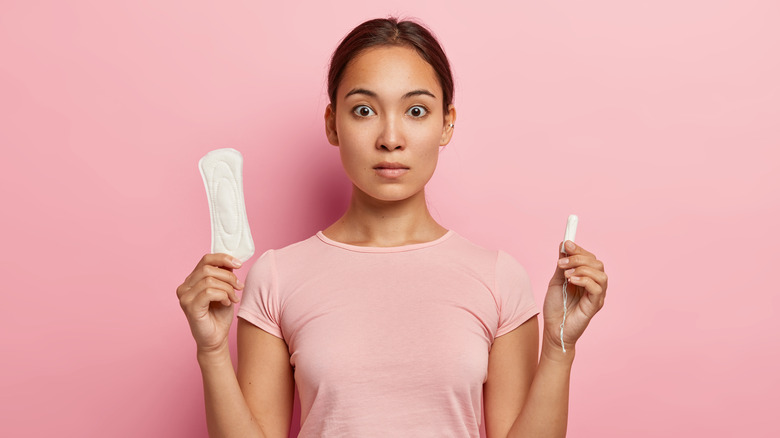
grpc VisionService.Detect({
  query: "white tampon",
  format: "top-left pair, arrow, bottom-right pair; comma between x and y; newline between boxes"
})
199,148 -> 255,262
561,214 -> 578,254
560,214 -> 578,353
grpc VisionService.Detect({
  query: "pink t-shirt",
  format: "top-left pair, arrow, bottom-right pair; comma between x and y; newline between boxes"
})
238,230 -> 538,437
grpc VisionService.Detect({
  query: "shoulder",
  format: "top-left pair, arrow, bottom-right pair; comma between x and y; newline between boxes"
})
245,234 -> 321,278
446,232 -> 532,291
442,232 -> 497,262
444,232 -> 525,273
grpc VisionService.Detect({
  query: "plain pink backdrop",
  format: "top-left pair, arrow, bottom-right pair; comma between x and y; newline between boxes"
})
1,1 -> 777,436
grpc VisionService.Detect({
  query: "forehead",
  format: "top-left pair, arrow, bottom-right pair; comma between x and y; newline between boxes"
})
338,45 -> 442,99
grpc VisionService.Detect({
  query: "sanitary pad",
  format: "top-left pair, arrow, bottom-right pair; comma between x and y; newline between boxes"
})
198,148 -> 255,262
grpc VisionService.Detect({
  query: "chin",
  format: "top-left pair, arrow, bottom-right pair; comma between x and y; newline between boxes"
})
355,185 -> 425,203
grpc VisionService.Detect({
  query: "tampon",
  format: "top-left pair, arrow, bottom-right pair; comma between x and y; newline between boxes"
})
561,214 -> 578,254
560,214 -> 578,353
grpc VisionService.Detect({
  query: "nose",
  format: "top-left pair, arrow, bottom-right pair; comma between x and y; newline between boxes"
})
377,116 -> 404,151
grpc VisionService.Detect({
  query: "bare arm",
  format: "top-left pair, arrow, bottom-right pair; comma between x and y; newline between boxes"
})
486,332 -> 574,438
197,323 -> 293,438
513,340 -> 575,436
177,254 -> 294,438
483,317 -> 539,437
236,318 -> 295,437
198,344 -> 264,438
485,241 -> 607,437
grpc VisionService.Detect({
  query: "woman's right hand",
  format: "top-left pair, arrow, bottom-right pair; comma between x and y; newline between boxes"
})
176,254 -> 244,354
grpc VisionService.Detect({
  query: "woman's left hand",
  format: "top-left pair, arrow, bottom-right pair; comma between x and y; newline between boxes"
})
542,240 -> 608,352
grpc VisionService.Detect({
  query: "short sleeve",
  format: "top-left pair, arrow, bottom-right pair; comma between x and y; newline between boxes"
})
237,249 -> 284,339
494,250 -> 539,338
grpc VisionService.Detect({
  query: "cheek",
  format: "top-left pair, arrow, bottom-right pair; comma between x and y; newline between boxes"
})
338,143 -> 363,172
417,128 -> 444,157
415,133 -> 441,176
337,136 -> 373,177
336,114 -> 376,144
335,120 -> 369,163
421,148 -> 440,174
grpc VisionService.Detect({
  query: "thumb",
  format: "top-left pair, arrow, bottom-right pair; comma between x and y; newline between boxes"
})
549,241 -> 570,285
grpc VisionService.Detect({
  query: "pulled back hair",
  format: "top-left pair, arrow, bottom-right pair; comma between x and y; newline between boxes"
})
327,17 -> 454,112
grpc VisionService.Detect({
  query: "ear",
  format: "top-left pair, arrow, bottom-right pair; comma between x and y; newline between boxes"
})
324,104 -> 339,146
440,104 -> 457,146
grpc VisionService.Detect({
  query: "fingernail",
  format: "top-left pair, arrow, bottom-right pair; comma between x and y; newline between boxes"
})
566,241 -> 576,251
231,258 -> 242,268
558,258 -> 569,266
237,280 -> 244,289
571,276 -> 581,281
565,269 -> 575,276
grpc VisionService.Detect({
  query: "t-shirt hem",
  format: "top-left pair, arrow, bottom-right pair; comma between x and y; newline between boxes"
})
237,309 -> 284,339
495,304 -> 540,338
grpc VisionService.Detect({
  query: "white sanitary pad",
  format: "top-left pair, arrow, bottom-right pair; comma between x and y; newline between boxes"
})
198,148 -> 255,262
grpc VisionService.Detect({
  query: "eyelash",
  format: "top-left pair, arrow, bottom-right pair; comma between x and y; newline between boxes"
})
351,105 -> 430,119
353,105 -> 376,117
406,105 -> 428,118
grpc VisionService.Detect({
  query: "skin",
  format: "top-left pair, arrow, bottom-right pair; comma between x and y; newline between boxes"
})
176,45 -> 608,438
322,45 -> 455,246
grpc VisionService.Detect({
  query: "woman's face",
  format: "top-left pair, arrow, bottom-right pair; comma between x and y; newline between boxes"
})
325,45 -> 455,204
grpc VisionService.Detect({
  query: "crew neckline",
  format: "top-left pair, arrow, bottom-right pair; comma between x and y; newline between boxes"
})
316,230 -> 455,253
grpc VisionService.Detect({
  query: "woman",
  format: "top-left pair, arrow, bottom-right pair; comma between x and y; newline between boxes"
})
177,17 -> 607,437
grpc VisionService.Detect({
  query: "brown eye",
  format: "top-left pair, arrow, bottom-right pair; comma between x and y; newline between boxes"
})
406,106 -> 428,118
353,105 -> 375,117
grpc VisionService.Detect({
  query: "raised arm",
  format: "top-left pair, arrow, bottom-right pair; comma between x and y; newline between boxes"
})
484,241 -> 607,438
177,254 -> 294,438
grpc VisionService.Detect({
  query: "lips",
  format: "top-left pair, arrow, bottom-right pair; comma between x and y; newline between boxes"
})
374,162 -> 409,170
374,162 -> 409,178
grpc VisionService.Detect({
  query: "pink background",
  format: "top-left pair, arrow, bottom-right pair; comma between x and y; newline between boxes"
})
1,0 -> 777,436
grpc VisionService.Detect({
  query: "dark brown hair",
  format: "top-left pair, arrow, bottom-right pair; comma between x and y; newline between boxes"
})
327,17 -> 454,112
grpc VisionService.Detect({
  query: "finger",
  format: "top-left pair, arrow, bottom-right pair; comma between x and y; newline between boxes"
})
563,266 -> 608,289
194,253 -> 243,272
550,243 -> 567,284
558,241 -> 569,257
176,283 -> 187,299
561,241 -> 595,259
193,276 -> 240,304
567,275 -> 605,299
181,287 -> 234,313
186,264 -> 244,291
193,287 -> 234,309
557,254 -> 604,272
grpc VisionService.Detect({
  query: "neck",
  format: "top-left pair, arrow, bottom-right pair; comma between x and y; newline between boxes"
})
323,185 -> 447,247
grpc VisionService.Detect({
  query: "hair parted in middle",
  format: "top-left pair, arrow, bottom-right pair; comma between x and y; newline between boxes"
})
327,17 -> 454,112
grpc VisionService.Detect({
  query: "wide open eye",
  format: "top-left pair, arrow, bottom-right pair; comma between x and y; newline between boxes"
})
406,105 -> 428,118
353,105 -> 376,117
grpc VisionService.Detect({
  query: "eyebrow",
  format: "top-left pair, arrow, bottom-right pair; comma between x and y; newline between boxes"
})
403,89 -> 437,99
344,88 -> 437,100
